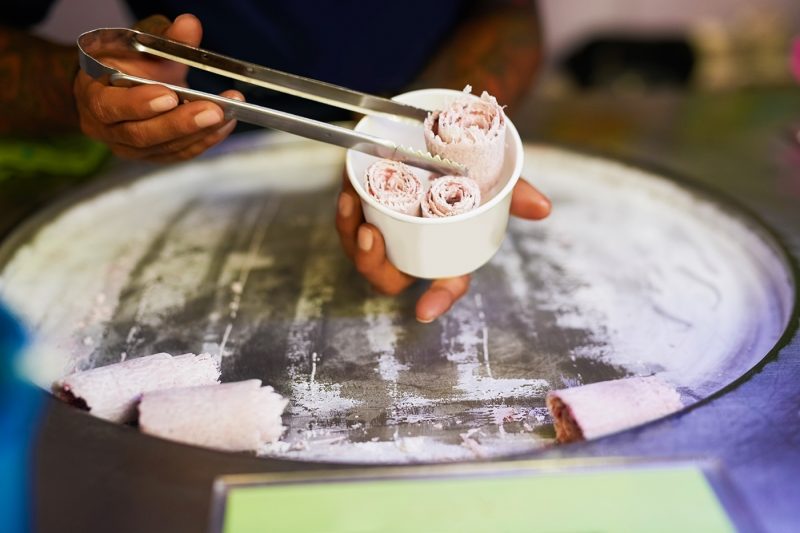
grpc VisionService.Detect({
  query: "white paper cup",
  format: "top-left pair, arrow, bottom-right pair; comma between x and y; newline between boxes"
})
345,88 -> 524,279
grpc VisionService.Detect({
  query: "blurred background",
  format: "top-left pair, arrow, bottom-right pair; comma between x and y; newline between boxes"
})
542,0 -> 800,91
34,0 -> 800,92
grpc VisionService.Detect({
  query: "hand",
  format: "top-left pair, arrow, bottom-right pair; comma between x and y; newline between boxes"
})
73,14 -> 243,162
336,175 -> 551,322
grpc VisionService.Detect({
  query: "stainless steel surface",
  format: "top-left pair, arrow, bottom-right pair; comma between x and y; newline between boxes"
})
76,28 -> 465,176
0,133 -> 793,465
10,88 -> 798,533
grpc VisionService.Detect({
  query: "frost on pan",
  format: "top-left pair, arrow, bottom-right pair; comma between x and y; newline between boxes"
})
546,376 -> 683,443
4,140 -> 792,464
364,160 -> 424,216
422,176 -> 481,218
138,379 -> 288,453
52,352 -> 221,423
423,86 -> 506,196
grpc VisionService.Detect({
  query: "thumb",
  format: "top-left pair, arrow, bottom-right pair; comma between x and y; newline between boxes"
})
132,14 -> 171,35
133,14 -> 202,47
164,13 -> 203,47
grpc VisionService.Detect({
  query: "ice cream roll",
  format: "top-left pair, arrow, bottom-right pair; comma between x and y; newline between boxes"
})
53,352 -> 221,423
423,86 -> 506,196
422,176 -> 481,218
364,159 -> 424,216
546,376 -> 683,444
138,379 -> 288,452
346,88 -> 524,279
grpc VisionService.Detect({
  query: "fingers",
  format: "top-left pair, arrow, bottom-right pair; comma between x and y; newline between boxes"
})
125,91 -> 242,162
82,79 -> 179,124
335,173 -> 362,260
79,83 -> 243,162
109,118 -> 237,162
415,275 -> 471,323
335,183 -> 462,314
164,13 -> 203,46
510,178 -> 551,220
107,100 -> 224,147
134,13 -> 203,45
133,14 -> 172,35
136,89 -> 242,158
408,179 -> 546,322
352,224 -> 415,296
74,12 -> 228,163
335,173 -> 413,294
335,171 -> 470,318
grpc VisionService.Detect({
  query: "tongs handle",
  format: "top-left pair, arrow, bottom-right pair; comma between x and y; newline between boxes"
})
77,28 -> 466,176
130,30 -> 429,122
112,72 -> 455,172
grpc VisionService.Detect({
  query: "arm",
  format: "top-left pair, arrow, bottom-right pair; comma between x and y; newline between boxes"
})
408,0 -> 541,111
336,0 -> 548,322
0,26 -> 80,136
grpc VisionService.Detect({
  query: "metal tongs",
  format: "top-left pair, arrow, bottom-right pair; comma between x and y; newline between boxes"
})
77,28 -> 466,175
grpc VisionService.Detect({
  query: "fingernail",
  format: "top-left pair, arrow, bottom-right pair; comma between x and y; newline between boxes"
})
357,226 -> 373,252
149,95 -> 177,112
194,109 -> 223,128
215,120 -> 237,135
338,193 -> 353,218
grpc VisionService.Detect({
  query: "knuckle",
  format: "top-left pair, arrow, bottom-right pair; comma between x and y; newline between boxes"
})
371,283 -> 401,296
186,143 -> 207,158
150,138 -> 182,156
200,132 -> 222,149
380,284 -> 404,296
134,14 -> 171,35
175,144 -> 204,161
354,256 -> 373,275
121,122 -> 151,148
334,216 -> 348,236
87,98 -> 112,124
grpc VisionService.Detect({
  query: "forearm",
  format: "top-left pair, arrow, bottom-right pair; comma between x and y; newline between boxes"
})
409,0 -> 541,112
0,26 -> 80,136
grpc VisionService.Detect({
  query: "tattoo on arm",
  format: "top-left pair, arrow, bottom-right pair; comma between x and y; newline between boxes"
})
409,0 -> 542,113
0,26 -> 80,137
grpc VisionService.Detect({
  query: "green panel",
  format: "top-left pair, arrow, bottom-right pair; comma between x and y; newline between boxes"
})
223,466 -> 735,533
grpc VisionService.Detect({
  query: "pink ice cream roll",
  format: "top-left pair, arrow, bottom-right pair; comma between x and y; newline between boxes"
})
53,352 -> 221,423
138,379 -> 288,452
546,375 -> 683,444
364,159 -> 424,216
423,86 -> 506,197
422,176 -> 482,218
791,37 -> 800,84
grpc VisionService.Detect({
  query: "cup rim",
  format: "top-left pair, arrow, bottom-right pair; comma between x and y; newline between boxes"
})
345,88 -> 524,226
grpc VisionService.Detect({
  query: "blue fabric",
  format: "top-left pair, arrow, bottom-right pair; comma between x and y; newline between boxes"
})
131,0 -> 466,120
131,1 -> 465,91
2,0 -> 467,121
0,304 -> 43,533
